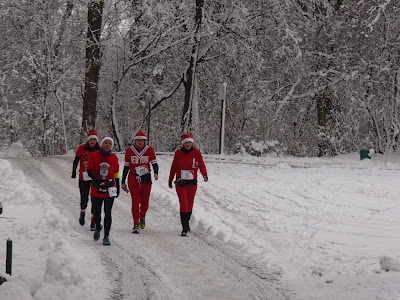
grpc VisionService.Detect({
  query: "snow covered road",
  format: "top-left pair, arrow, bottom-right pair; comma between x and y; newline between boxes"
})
2,154 -> 286,299
2,151 -> 400,299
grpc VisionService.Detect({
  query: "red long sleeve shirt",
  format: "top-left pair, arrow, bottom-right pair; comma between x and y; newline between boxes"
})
169,148 -> 207,183
87,151 -> 119,198
75,144 -> 97,180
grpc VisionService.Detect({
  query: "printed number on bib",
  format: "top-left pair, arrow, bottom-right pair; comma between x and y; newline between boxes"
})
108,186 -> 118,197
135,166 -> 149,176
82,171 -> 92,181
181,170 -> 194,180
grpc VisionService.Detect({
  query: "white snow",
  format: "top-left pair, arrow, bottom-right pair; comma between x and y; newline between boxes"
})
1,143 -> 400,299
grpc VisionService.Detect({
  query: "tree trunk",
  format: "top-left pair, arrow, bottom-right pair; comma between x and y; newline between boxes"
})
316,90 -> 333,157
54,89 -> 68,154
111,80 -> 123,151
42,79 -> 49,156
54,2 -> 73,58
81,0 -> 104,141
181,0 -> 204,134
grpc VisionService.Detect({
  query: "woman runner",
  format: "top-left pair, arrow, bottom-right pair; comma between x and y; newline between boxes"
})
168,133 -> 208,236
71,129 -> 99,230
121,130 -> 159,234
86,136 -> 120,245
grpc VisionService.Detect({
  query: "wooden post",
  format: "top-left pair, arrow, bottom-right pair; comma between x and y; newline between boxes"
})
219,82 -> 227,155
147,101 -> 151,145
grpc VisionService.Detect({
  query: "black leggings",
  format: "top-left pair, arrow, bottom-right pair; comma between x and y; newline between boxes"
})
92,197 -> 115,237
79,180 -> 93,213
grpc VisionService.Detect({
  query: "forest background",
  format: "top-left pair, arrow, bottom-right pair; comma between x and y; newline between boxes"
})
1,0 -> 399,157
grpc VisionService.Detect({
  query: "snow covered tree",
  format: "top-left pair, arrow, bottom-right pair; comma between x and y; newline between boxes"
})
1,0 -> 400,157
0,0 -> 86,155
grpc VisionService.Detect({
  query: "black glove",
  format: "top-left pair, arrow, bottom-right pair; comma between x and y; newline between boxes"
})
168,182 -> 173,189
116,178 -> 120,198
72,156 -> 79,178
92,177 -> 102,189
103,180 -> 115,189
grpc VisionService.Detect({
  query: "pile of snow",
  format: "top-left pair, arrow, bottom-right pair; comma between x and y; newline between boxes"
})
0,159 -> 105,299
0,141 -> 31,158
380,256 -> 400,272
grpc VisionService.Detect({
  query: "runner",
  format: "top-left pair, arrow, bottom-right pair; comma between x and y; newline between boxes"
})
71,129 -> 99,230
86,136 -> 120,245
168,133 -> 208,236
121,130 -> 159,234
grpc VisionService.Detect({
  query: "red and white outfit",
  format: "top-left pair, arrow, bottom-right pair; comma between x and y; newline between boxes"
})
75,144 -> 96,180
123,131 -> 158,226
86,137 -> 120,239
87,150 -> 119,199
72,129 -> 99,227
169,133 -> 207,236
169,146 -> 207,212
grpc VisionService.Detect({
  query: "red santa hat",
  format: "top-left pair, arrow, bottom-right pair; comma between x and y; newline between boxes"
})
87,129 -> 98,141
134,130 -> 147,140
99,136 -> 114,148
181,133 -> 194,144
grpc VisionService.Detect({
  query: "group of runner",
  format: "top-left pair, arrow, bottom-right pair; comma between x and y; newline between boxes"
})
71,130 -> 208,245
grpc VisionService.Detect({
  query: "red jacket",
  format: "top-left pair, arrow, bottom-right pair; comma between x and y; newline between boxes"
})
87,151 -> 119,198
169,148 -> 207,183
124,145 -> 157,175
75,144 -> 97,181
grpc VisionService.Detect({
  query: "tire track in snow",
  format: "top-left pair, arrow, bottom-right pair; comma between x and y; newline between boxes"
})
9,157 -> 169,300
11,156 -> 289,300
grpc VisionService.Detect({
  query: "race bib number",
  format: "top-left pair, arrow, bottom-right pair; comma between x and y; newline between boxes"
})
135,166 -> 149,176
82,171 -> 92,181
181,170 -> 194,180
108,186 -> 117,197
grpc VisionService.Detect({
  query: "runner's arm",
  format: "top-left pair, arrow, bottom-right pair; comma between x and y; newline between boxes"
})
71,156 -> 80,178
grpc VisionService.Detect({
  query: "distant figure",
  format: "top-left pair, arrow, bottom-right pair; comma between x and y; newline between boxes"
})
71,129 -> 99,230
168,133 -> 208,236
86,136 -> 120,246
121,130 -> 159,234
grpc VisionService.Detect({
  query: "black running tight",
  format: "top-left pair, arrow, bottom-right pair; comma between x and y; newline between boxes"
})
92,197 -> 115,237
79,180 -> 93,213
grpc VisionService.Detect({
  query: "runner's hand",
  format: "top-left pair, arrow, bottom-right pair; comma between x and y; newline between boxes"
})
92,178 -> 102,189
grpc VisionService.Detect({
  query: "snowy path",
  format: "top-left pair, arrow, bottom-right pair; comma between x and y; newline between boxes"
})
197,156 -> 400,299
8,155 -> 287,300
3,152 -> 400,299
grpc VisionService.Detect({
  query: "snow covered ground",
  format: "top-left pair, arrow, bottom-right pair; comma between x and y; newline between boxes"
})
1,142 -> 400,299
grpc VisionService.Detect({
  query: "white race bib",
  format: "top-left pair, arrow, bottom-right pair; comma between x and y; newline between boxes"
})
181,170 -> 194,180
135,166 -> 149,176
82,171 -> 92,181
108,186 -> 117,197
